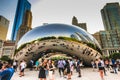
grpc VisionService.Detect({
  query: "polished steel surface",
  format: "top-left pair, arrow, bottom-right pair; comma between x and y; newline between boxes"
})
16,24 -> 102,65
17,23 -> 100,48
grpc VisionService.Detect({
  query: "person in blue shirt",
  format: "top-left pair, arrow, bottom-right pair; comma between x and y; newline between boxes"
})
0,60 -> 15,80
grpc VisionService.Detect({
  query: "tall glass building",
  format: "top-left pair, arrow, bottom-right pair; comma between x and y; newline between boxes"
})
101,2 -> 120,31
11,0 -> 31,41
101,2 -> 120,48
98,2 -> 120,56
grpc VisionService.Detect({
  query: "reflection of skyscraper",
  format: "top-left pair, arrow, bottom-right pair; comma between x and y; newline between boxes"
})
11,0 -> 31,41
0,15 -> 9,40
16,10 -> 32,43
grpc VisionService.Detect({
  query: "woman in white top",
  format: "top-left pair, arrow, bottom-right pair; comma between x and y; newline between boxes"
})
19,60 -> 26,77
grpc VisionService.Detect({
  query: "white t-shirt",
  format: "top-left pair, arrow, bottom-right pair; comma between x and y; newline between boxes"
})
20,62 -> 26,70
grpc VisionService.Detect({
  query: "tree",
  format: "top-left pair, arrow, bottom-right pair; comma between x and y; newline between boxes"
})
0,56 -> 11,61
109,53 -> 120,59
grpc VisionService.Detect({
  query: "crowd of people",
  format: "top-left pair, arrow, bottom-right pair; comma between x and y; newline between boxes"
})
37,58 -> 83,80
91,58 -> 120,80
0,57 -> 120,80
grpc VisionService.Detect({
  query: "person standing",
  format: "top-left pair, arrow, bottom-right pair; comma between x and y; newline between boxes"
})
13,60 -> 18,72
48,60 -> 55,80
57,59 -> 64,77
19,60 -> 26,77
35,60 -> 40,71
66,60 -> 71,80
77,60 -> 81,77
0,60 -> 15,80
38,59 -> 48,80
91,60 -> 95,71
29,60 -> 34,71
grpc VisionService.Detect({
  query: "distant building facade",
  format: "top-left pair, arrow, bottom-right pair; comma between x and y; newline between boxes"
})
93,2 -> 120,56
2,40 -> 15,58
0,16 -> 9,40
101,2 -> 120,56
11,0 -> 31,41
72,16 -> 87,31
16,10 -> 32,43
101,2 -> 120,31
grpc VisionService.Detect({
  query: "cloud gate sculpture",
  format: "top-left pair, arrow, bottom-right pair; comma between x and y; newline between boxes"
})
15,23 -> 102,65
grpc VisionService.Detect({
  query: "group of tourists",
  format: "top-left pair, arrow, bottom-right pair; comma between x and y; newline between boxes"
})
38,58 -> 83,80
1,57 -> 119,80
91,58 -> 120,80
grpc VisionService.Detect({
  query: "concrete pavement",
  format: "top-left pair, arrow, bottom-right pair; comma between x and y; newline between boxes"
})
11,68 -> 120,80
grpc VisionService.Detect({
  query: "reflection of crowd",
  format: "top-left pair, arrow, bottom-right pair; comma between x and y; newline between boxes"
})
15,39 -> 101,65
91,58 -> 120,80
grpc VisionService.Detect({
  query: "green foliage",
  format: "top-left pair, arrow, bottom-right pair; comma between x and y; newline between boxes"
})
0,56 -> 11,61
51,56 -> 70,61
102,56 -> 110,60
40,36 -> 56,40
58,36 -> 80,42
109,53 -> 120,59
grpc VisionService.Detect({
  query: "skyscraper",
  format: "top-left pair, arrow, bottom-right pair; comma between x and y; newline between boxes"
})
16,10 -> 32,43
101,2 -> 120,48
0,15 -> 9,40
93,2 -> 120,56
101,2 -> 120,31
11,0 -> 31,41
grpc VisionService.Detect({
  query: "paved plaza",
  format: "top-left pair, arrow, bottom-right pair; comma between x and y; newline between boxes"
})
11,68 -> 120,80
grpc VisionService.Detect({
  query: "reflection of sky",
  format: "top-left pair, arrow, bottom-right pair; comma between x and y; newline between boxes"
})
18,24 -> 100,48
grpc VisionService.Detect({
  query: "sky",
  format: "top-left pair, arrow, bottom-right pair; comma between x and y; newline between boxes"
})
0,0 -> 120,40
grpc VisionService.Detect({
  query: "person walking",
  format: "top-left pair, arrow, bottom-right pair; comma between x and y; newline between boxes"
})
98,58 -> 105,80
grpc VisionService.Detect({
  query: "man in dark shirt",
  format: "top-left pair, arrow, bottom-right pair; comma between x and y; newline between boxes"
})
0,60 -> 15,80
0,61 -> 3,69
